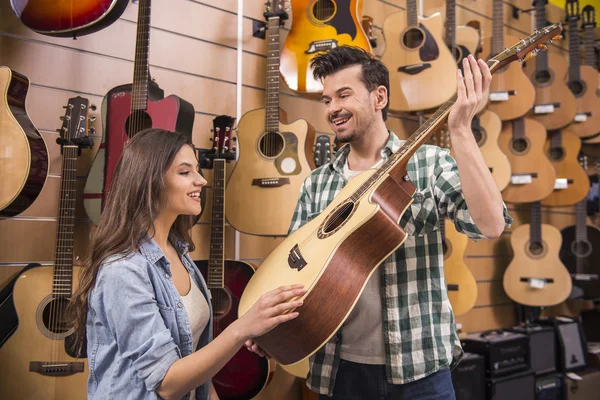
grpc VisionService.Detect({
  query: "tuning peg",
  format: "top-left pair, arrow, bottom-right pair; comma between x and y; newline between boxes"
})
538,44 -> 548,51
89,126 -> 96,135
89,115 -> 97,122
232,137 -> 237,142
553,35 -> 563,41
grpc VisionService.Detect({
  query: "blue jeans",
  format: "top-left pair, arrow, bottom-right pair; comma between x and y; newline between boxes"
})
319,359 -> 456,400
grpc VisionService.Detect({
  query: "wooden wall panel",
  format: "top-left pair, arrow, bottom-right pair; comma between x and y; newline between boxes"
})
466,256 -> 511,281
455,304 -> 517,332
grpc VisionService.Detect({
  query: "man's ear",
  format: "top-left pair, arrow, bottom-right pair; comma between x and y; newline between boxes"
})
373,85 -> 388,114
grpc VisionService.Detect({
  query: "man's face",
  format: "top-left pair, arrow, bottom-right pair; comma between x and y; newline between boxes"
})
321,65 -> 378,143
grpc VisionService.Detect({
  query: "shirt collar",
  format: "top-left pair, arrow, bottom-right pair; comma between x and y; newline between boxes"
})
329,130 -> 403,174
138,231 -> 190,265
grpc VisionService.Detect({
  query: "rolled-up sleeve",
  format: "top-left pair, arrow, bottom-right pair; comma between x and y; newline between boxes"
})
94,262 -> 180,392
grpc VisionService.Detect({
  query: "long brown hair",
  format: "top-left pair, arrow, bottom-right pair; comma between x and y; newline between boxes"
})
70,128 -> 197,351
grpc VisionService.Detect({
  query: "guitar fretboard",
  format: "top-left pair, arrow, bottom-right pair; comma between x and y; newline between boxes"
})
265,16 -> 281,133
530,201 -> 543,246
445,0 -> 457,54
568,17 -> 581,82
534,0 -> 550,71
131,0 -> 152,111
406,0 -> 419,28
207,159 -> 226,289
584,25 -> 597,67
491,0 -> 504,55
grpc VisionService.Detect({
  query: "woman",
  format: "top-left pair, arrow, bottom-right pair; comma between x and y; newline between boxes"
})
70,129 -> 304,400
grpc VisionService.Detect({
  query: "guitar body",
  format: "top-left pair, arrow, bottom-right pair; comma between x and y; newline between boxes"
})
196,260 -> 273,399
0,66 -> 48,217
0,266 -> 87,399
473,110 -> 511,191
524,52 -> 577,130
481,35 -> 536,120
84,82 -> 194,224
498,118 -> 557,203
10,0 -> 129,37
225,108 -> 314,236
503,223 -> 571,306
541,130 -> 589,206
453,25 -> 480,64
381,12 -> 457,112
569,65 -> 600,140
443,220 -> 477,316
281,0 -> 371,94
560,224 -> 600,299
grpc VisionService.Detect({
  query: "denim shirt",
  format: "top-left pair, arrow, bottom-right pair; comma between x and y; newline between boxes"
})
86,234 -> 213,400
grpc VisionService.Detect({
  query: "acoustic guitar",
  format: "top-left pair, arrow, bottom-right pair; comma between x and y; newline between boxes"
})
84,0 -> 195,224
225,0 -> 315,236
444,0 -> 479,67
559,155 -> 600,299
503,202 -> 572,307
381,0 -> 457,112
195,116 -> 274,399
238,26 -> 562,365
471,111 -> 511,191
565,0 -> 600,139
10,0 -> 129,38
480,0 -> 535,121
0,97 -> 92,399
541,129 -> 589,206
498,117 -> 557,203
523,0 -> 577,131
280,0 -> 372,94
579,5 -> 600,143
0,66 -> 48,217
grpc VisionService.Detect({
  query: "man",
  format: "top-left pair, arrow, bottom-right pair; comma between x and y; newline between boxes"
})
287,46 -> 512,399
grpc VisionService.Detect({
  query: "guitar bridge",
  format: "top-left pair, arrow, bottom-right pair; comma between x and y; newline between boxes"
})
306,40 -> 338,54
288,244 -> 307,271
30,361 -> 85,376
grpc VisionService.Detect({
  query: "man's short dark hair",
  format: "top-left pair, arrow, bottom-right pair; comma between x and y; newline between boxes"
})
311,46 -> 390,121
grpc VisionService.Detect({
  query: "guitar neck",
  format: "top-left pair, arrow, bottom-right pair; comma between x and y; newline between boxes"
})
406,0 -> 418,28
568,18 -> 581,82
534,1 -> 550,71
491,0 -> 504,55
131,0 -> 152,111
445,0 -> 456,53
207,159 -> 226,289
576,199 -> 588,241
53,145 -> 78,298
584,25 -> 597,67
529,201 -> 543,246
265,16 -> 281,132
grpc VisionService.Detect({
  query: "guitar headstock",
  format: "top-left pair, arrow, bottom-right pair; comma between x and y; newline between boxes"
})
264,0 -> 288,22
579,152 -> 588,171
313,135 -> 333,167
582,5 -> 596,28
210,115 -> 236,161
361,15 -> 377,49
56,96 -> 94,152
566,0 -> 580,21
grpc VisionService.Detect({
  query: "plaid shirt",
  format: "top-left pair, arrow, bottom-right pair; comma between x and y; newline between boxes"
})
288,131 -> 512,396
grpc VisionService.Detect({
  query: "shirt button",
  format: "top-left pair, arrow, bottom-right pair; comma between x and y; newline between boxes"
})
177,302 -> 183,308
415,193 -> 425,202
165,273 -> 171,279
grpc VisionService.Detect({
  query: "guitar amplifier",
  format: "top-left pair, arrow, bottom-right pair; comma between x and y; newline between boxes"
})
508,324 -> 557,375
452,352 -> 486,400
537,317 -> 587,373
487,369 -> 535,400
461,330 -> 529,377
580,309 -> 600,342
565,368 -> 600,400
536,373 -> 564,400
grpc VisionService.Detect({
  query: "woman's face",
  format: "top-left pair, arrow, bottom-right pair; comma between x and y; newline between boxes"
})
163,145 -> 207,216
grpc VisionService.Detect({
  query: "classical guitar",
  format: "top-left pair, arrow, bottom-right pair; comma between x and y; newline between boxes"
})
195,116 -> 273,400
579,5 -> 600,143
498,117 -> 556,203
10,0 -> 129,38
0,66 -> 48,217
540,129 -> 589,206
444,0 -> 479,67
238,25 -> 563,366
564,0 -> 600,139
480,0 -> 535,121
471,110 -> 511,191
381,0 -> 456,112
280,0 -> 372,94
560,155 -> 600,299
225,0 -> 315,236
84,0 -> 195,224
503,202 -> 572,307
0,97 -> 92,399
523,0 -> 577,130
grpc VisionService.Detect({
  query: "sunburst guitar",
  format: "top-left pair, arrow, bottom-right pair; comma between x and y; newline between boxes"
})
280,0 -> 372,94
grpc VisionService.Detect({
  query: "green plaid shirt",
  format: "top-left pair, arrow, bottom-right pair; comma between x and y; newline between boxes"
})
288,131 -> 512,396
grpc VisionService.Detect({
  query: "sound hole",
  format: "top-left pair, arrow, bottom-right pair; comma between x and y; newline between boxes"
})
550,146 -> 564,161
511,138 -> 529,154
125,111 -> 153,138
210,288 -> 232,319
42,298 -> 71,334
571,240 -> 592,258
529,241 -> 544,256
323,202 -> 355,234
259,131 -> 285,158
534,70 -> 551,84
442,240 -> 448,255
472,127 -> 486,146
403,28 -> 425,49
311,0 -> 335,22
567,80 -> 585,97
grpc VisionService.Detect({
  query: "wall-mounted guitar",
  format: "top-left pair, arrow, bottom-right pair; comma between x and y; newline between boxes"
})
9,0 -> 129,37
238,25 -> 563,366
565,0 -> 600,140
195,116 -> 274,400
84,0 -> 194,225
579,4 -> 600,143
524,0 -> 577,131
471,111 -> 511,191
0,66 -> 48,217
480,0 -> 535,120
226,0 -> 315,236
560,155 -> 600,299
503,202 -> 572,306
444,0 -> 479,68
280,0 -> 372,94
0,96 -> 93,399
381,0 -> 456,112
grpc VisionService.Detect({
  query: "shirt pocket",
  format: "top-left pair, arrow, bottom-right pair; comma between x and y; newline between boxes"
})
400,187 -> 439,236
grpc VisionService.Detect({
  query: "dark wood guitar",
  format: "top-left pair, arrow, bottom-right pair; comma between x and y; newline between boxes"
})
524,0 -> 577,130
0,97 -> 93,399
10,0 -> 129,38
560,155 -> 600,299
83,0 -> 194,224
196,116 -> 273,399
313,134 -> 334,168
579,5 -> 600,143
238,26 -> 563,365
0,66 -> 48,217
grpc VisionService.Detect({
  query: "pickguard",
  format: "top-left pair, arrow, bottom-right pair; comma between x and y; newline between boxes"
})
312,0 -> 357,40
418,23 -> 439,62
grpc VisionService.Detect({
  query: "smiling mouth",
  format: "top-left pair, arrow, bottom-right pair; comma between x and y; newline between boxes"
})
331,115 -> 351,127
187,192 -> 201,200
